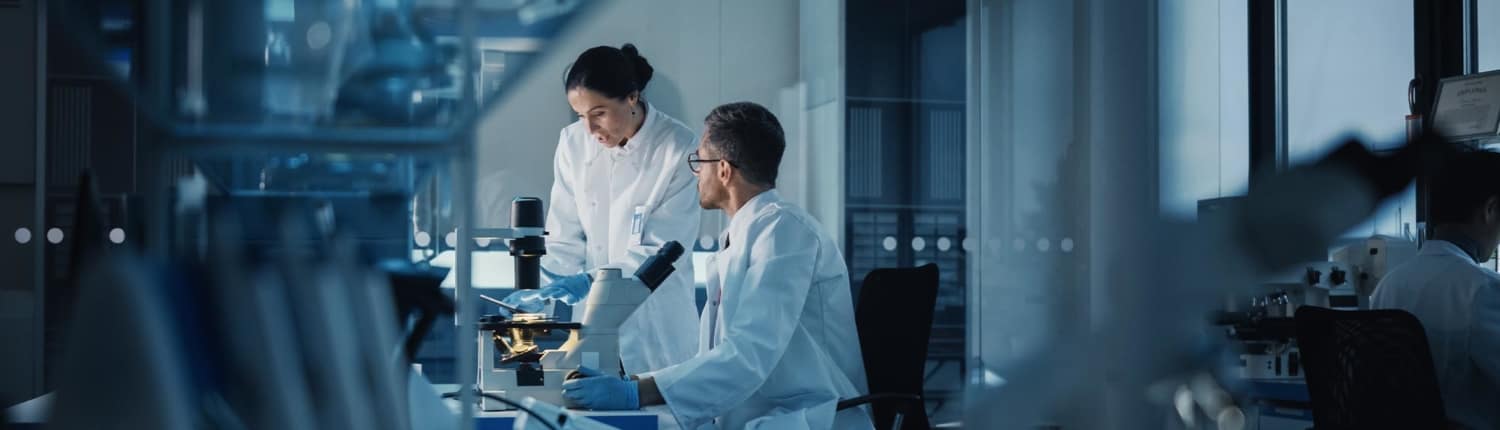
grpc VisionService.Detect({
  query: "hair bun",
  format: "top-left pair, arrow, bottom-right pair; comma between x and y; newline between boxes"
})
620,43 -> 654,91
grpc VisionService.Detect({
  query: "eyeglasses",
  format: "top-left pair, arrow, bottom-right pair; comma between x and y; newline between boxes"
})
687,152 -> 736,173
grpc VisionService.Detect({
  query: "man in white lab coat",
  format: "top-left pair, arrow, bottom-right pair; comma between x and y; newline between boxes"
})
560,102 -> 874,430
1370,150 -> 1500,428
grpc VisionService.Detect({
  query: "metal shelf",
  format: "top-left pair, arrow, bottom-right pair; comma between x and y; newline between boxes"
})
159,123 -> 465,157
115,2 -> 596,427
60,1 -> 610,427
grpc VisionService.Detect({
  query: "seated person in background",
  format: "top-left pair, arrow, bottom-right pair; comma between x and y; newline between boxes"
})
1370,150 -> 1500,429
559,102 -> 874,429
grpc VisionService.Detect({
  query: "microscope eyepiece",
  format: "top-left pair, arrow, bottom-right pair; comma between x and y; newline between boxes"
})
634,241 -> 685,291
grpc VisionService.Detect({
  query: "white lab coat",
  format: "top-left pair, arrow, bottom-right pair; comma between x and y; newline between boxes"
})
1369,240 -> 1500,429
541,103 -> 702,376
647,190 -> 873,430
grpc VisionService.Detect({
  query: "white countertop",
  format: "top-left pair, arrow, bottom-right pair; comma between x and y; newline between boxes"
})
422,250 -> 712,290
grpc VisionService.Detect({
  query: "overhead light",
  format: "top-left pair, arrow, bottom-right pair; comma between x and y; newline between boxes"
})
518,0 -> 580,26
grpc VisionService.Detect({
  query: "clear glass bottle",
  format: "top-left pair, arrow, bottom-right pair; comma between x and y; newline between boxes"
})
262,0 -> 301,120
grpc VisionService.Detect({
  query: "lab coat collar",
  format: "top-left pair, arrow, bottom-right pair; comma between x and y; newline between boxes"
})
722,189 -> 783,245
1421,240 -> 1480,264
613,102 -> 661,156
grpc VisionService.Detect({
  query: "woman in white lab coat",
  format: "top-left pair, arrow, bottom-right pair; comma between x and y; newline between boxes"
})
502,44 -> 702,376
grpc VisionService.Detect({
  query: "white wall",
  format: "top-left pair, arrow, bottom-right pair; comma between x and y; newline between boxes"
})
799,0 -> 843,244
474,0 -> 803,239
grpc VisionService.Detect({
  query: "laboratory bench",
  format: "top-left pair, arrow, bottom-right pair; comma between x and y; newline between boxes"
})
471,409 -> 660,430
6,388 -> 665,430
429,384 -> 665,430
1238,379 -> 1313,430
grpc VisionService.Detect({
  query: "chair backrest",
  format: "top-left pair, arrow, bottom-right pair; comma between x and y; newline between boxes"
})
1293,306 -> 1448,430
855,263 -> 940,430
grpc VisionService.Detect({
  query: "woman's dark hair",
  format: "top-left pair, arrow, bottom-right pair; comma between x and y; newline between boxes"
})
564,44 -> 654,100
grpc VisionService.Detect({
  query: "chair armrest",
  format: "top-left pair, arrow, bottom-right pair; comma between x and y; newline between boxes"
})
837,393 -> 923,411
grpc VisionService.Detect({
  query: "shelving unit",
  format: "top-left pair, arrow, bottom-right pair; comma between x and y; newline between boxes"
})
47,0 -> 596,427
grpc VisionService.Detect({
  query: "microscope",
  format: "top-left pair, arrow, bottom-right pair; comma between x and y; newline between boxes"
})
476,198 -> 685,411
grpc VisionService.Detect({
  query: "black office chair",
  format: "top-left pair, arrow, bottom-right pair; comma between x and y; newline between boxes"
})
838,263 -> 940,430
1293,306 -> 1448,430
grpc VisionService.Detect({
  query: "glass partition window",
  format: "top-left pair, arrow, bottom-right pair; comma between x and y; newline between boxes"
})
1482,0 -> 1500,72
1288,0 -> 1416,239
845,0 -> 968,422
1159,0 -> 1250,219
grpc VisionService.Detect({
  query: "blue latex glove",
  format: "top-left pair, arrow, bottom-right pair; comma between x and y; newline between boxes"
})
561,366 -> 639,410
500,273 -> 593,312
544,272 -> 593,305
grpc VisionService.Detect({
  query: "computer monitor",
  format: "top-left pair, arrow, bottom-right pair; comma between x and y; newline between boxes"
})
1430,70 -> 1500,141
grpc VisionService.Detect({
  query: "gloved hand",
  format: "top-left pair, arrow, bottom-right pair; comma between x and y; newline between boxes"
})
561,366 -> 639,411
500,273 -> 593,312
542,272 -> 593,306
